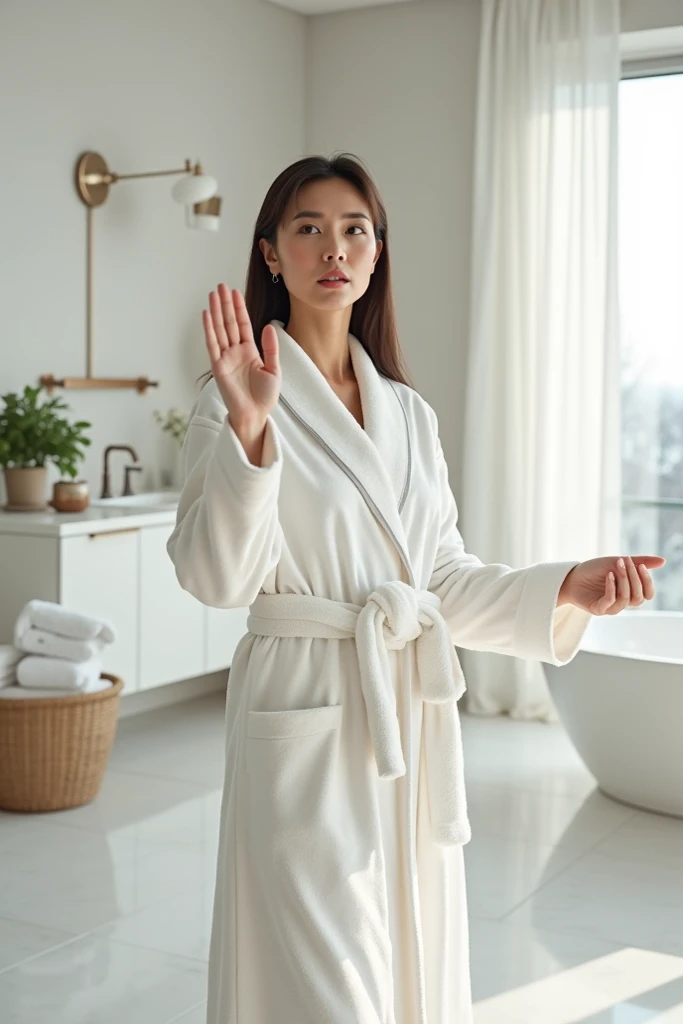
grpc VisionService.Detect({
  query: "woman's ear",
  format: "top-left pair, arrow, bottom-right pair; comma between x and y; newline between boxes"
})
259,238 -> 280,275
372,239 -> 383,272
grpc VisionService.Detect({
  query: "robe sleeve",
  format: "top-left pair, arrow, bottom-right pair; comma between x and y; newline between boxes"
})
166,382 -> 283,608
426,416 -> 592,668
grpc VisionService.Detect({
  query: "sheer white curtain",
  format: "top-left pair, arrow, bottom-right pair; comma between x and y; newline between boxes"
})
459,0 -> 622,720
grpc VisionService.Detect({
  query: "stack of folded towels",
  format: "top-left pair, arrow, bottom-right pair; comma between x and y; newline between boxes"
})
0,600 -> 117,699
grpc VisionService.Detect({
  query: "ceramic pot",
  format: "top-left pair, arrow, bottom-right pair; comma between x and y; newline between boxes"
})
3,467 -> 49,511
49,480 -> 90,513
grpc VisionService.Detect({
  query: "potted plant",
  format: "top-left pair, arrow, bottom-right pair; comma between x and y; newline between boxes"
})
0,386 -> 92,511
153,407 -> 188,489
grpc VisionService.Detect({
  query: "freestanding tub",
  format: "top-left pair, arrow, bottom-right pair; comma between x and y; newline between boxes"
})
544,611 -> 683,818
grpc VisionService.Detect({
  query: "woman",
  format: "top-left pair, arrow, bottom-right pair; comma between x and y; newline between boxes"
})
167,153 -> 664,1024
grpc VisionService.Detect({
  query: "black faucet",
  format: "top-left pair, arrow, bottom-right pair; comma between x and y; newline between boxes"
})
101,445 -> 141,499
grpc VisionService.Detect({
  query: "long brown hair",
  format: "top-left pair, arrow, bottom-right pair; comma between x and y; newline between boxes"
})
201,153 -> 414,389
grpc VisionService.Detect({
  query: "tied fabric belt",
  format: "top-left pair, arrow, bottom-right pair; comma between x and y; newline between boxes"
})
247,581 -> 471,846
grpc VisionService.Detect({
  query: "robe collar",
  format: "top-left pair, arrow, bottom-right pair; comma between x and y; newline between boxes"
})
272,320 -> 414,585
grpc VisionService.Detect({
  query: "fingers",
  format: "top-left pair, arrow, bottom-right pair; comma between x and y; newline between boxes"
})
207,291 -> 229,354
217,284 -> 241,347
610,557 -> 630,613
638,562 -> 655,601
604,557 -> 654,615
598,571 -> 617,614
622,556 -> 644,605
632,556 -> 663,603
203,285 -> 251,364
600,559 -> 635,615
202,309 -> 220,367
207,285 -> 237,352
594,554 -> 661,617
632,555 -> 666,568
232,290 -> 255,348
261,324 -> 280,376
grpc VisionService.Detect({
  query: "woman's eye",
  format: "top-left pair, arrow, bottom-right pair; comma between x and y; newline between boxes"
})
298,224 -> 366,235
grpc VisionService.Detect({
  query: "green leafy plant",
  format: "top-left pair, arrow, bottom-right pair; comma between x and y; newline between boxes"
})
154,407 -> 188,447
0,386 -> 92,479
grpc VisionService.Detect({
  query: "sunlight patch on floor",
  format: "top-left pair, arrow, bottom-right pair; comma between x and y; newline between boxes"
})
473,947 -> 683,1024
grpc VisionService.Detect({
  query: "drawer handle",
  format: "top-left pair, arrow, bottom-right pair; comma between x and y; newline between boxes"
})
88,527 -> 140,539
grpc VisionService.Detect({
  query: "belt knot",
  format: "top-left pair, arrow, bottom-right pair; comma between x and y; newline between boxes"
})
355,582 -> 466,780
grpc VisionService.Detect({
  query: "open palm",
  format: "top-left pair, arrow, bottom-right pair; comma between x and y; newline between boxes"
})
562,554 -> 666,615
202,285 -> 281,423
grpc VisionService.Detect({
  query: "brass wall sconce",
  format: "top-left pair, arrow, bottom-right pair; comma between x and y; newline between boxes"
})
40,152 -> 222,394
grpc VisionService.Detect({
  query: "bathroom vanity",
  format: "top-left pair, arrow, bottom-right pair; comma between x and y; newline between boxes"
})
0,495 -> 248,695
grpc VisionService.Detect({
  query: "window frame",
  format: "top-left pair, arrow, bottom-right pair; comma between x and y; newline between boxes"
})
620,27 -> 683,518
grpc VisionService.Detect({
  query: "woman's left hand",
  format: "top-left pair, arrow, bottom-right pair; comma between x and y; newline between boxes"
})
559,555 -> 667,615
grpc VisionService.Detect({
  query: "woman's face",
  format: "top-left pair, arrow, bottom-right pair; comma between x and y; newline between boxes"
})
260,177 -> 383,313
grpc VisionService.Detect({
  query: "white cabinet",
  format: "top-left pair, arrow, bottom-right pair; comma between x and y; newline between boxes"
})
139,524 -> 205,689
60,528 -> 140,691
206,606 -> 249,673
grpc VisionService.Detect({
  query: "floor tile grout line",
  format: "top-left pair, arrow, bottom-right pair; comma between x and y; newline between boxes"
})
0,924 -> 100,977
161,997 -> 208,1024
495,806 -> 641,924
467,800 -> 640,857
0,919 -> 210,979
103,766 -> 224,787
80,931 -> 210,966
0,778 -> 221,835
0,881 -> 207,977
98,765 -> 217,786
470,912 -> 683,967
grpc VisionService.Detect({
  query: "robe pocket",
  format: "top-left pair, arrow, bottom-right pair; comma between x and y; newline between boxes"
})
244,704 -> 344,864
247,703 -> 342,739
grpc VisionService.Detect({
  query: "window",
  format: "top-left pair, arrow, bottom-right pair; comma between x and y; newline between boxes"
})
620,71 -> 683,610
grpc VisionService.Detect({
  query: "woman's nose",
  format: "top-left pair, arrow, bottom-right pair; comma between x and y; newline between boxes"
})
323,239 -> 347,261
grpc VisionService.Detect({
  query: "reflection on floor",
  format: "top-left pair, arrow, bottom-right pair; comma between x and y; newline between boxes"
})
0,692 -> 682,1023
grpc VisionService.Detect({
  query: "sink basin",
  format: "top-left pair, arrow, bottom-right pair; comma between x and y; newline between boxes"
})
93,491 -> 181,509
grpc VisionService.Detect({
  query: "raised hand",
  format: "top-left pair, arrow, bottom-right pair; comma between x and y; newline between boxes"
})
559,555 -> 666,614
202,285 -> 281,430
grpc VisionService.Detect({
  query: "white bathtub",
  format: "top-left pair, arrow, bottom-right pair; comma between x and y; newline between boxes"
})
544,611 -> 683,818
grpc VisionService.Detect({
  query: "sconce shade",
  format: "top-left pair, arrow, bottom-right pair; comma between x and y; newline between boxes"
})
188,195 -> 222,232
171,173 -> 217,205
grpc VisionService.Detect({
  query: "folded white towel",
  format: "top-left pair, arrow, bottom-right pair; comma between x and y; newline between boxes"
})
0,644 -> 23,689
0,677 -> 111,699
17,655 -> 103,692
0,644 -> 22,671
17,627 -> 105,663
14,600 -> 116,646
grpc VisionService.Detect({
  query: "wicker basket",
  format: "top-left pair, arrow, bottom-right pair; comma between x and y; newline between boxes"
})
0,673 -> 123,813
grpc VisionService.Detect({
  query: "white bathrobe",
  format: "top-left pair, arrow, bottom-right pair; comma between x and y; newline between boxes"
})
167,320 -> 592,1024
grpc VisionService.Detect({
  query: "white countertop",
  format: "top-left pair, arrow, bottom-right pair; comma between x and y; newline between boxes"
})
0,501 -> 179,537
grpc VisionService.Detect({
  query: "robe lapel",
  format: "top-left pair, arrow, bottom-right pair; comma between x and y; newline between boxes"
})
273,320 -> 415,586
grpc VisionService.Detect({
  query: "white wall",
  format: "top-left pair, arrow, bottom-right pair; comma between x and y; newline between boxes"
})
622,0 -> 683,31
306,0 -> 481,487
0,0 -> 306,499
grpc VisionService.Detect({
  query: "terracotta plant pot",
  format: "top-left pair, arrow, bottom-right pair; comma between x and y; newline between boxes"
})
3,467 -> 48,511
49,480 -> 90,513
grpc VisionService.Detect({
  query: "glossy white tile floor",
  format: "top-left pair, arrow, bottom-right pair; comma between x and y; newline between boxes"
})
1,692 -> 683,1023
